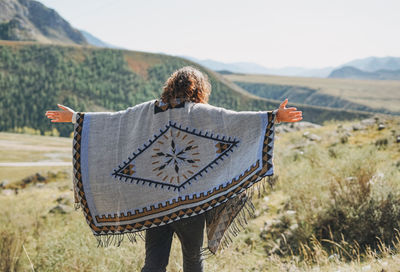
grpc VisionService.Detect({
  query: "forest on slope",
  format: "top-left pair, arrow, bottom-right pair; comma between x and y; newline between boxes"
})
0,42 -> 371,137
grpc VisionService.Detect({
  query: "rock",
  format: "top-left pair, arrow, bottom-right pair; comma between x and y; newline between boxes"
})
49,204 -> 73,214
22,173 -> 47,187
1,189 -> 15,196
397,135 -> 400,143
361,118 -> 376,126
303,132 -> 322,141
293,121 -> 321,130
328,253 -> 339,262
362,264 -> 371,271
289,223 -> 298,231
352,123 -> 366,131
261,204 -> 269,211
276,121 -> 321,134
378,123 -> 386,130
344,131 -> 352,137
56,193 -> 73,205
286,210 -> 296,216
0,180 -> 9,188
309,134 -> 321,141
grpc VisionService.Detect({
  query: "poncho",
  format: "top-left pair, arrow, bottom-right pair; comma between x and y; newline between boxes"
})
72,99 -> 277,253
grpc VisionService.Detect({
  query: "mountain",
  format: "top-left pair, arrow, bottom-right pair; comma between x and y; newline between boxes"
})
183,56 -> 400,79
0,42 -> 371,137
80,30 -> 120,49
0,0 -> 86,44
180,56 -> 334,78
0,0 -> 372,137
340,56 -> 400,72
329,66 -> 400,80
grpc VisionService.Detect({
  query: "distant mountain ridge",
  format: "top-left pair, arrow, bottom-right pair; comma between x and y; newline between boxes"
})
328,66 -> 400,80
341,56 -> 400,72
80,30 -> 121,49
0,0 -> 86,44
183,56 -> 400,79
180,56 -> 335,78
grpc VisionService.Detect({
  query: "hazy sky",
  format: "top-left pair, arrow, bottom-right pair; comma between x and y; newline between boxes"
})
39,0 -> 400,68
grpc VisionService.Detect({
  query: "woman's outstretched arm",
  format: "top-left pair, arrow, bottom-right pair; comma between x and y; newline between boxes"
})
45,99 -> 302,124
45,104 -> 75,123
275,98 -> 302,123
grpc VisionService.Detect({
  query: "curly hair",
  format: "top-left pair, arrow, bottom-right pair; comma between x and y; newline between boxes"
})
161,66 -> 211,104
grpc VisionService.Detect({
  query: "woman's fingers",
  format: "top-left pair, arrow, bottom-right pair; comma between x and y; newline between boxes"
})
57,104 -> 72,111
45,105 -> 73,123
279,98 -> 288,108
45,112 -> 58,115
290,117 -> 303,122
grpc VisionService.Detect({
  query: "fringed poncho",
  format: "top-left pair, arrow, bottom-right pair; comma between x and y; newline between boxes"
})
72,99 -> 277,253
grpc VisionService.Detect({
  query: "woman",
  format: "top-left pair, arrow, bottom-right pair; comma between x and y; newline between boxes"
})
46,66 -> 302,272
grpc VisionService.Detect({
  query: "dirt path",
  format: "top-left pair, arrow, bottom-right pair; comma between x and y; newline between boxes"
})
0,162 -> 72,167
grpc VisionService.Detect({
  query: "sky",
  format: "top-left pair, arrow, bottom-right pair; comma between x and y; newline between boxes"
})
39,0 -> 400,68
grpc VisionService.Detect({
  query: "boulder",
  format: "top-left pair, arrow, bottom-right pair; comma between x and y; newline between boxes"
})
49,204 -> 73,214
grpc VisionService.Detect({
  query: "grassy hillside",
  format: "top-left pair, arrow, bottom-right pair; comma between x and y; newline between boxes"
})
0,41 -> 372,137
226,74 -> 400,114
1,115 -> 399,271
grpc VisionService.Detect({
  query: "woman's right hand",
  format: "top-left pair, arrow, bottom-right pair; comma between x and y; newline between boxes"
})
276,98 -> 303,123
45,104 -> 74,123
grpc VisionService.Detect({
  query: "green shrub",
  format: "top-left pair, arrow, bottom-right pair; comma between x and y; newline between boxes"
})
269,143 -> 400,259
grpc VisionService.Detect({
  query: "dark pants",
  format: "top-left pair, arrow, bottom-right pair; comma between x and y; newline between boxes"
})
141,214 -> 205,272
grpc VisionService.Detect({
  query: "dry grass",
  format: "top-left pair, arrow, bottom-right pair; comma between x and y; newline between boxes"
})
0,115 -> 400,271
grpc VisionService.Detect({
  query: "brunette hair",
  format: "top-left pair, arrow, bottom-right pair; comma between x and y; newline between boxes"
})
161,66 -> 211,104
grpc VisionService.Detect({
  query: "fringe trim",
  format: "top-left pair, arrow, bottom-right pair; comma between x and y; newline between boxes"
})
206,175 -> 278,254
77,176 -> 278,251
95,231 -> 145,248
74,203 -> 81,211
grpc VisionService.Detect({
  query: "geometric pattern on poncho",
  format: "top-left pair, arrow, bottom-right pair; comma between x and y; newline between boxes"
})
112,121 -> 239,191
73,110 -> 276,241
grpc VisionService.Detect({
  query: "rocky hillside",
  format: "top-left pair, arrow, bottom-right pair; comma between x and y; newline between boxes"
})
0,0 -> 86,44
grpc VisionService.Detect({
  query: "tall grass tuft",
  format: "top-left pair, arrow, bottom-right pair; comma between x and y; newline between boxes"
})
0,229 -> 25,272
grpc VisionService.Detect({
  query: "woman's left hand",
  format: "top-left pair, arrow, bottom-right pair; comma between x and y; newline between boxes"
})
276,98 -> 303,123
45,104 -> 74,123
